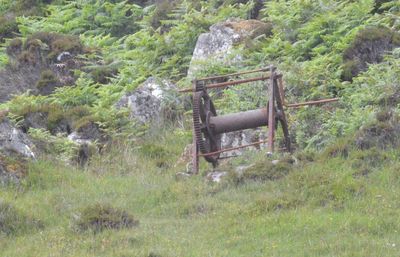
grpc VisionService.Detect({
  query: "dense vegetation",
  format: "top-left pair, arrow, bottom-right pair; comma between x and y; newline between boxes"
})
0,0 -> 400,256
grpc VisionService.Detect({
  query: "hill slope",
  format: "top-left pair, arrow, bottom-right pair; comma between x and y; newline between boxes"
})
0,0 -> 400,256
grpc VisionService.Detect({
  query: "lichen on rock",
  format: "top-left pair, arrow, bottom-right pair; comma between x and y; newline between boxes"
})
187,19 -> 273,77
116,77 -> 180,124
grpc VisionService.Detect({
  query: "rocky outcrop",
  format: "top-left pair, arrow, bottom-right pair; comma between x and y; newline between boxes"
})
188,19 -> 273,77
0,119 -> 36,159
0,118 -> 35,184
0,32 -> 84,103
116,77 -> 180,124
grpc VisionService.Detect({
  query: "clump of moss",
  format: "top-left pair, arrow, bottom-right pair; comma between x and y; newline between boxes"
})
75,203 -> 139,232
0,15 -> 18,42
12,0 -> 47,16
36,70 -> 59,95
11,32 -> 83,67
250,194 -> 303,214
232,156 -> 295,184
16,51 -> 37,65
6,38 -> 23,57
0,200 -> 42,236
351,148 -> 389,178
342,26 -> 400,81
26,32 -> 83,61
49,36 -> 82,60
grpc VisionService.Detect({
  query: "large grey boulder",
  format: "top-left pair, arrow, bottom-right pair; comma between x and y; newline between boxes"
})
220,129 -> 267,158
0,119 -> 36,159
116,77 -> 180,124
188,19 -> 272,77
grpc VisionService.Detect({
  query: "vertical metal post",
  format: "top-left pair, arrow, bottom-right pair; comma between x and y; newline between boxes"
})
267,66 -> 275,153
192,80 -> 199,174
192,134 -> 199,174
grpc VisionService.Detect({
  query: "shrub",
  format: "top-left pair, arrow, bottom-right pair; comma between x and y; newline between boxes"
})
75,203 -> 139,232
251,194 -> 303,214
6,38 -> 23,57
23,32 -> 83,62
36,69 -> 59,95
342,26 -> 400,81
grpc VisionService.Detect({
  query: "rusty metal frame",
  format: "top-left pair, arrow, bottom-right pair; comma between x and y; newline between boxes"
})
181,66 -> 339,174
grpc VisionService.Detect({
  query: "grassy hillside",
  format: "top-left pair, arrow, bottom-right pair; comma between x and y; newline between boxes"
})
0,0 -> 400,256
1,136 -> 400,256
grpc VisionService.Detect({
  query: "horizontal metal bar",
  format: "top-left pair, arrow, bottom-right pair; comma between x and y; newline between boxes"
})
210,108 -> 268,134
195,67 -> 276,82
179,73 -> 283,93
286,98 -> 339,108
199,140 -> 269,157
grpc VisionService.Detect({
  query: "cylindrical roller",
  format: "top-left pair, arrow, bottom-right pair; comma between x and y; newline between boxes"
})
209,108 -> 268,134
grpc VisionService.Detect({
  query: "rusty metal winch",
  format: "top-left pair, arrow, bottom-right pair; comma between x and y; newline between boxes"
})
179,66 -> 338,174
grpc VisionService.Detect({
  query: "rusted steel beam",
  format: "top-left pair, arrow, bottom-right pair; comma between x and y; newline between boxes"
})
267,67 -> 276,153
198,140 -> 269,157
179,73 -> 283,93
286,98 -> 339,108
195,67 -> 276,82
277,76 -> 286,106
192,80 -> 200,174
274,77 -> 291,152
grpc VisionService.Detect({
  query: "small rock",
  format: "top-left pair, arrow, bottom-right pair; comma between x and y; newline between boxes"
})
206,171 -> 228,183
175,172 -> 192,181
67,122 -> 103,166
271,160 -> 280,165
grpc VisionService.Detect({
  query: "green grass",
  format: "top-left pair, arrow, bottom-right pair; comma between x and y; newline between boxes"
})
1,132 -> 400,256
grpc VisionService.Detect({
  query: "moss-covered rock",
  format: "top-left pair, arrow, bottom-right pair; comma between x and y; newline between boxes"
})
75,203 -> 139,232
341,26 -> 400,81
230,156 -> 296,184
